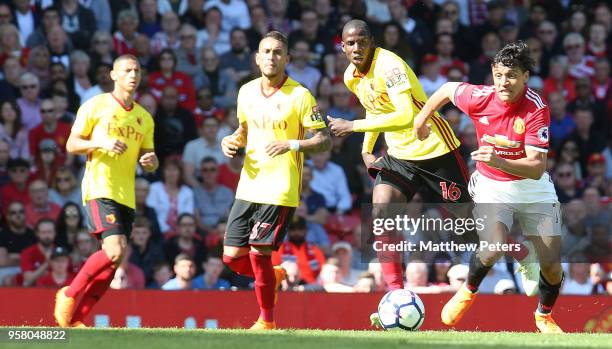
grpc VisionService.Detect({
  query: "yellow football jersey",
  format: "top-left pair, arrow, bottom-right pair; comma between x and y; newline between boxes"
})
73,93 -> 155,209
236,76 -> 326,207
344,47 -> 459,160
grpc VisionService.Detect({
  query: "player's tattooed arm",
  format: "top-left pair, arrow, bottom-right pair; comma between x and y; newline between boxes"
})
414,82 -> 461,140
222,123 -> 248,158
298,127 -> 332,153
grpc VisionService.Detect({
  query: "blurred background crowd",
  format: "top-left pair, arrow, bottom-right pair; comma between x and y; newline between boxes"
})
0,0 -> 609,296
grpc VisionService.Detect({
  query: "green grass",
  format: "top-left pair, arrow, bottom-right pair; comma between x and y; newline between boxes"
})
2,328 -> 610,349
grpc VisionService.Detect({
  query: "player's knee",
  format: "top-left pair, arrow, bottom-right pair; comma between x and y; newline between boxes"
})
540,262 -> 563,283
477,250 -> 502,266
103,245 -> 126,265
250,245 -> 272,256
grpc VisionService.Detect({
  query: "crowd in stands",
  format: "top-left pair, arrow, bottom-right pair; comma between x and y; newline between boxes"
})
0,0 -> 609,296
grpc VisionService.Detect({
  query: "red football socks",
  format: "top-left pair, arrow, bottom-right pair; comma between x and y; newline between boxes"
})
381,262 -> 405,290
70,266 -> 116,323
223,254 -> 255,278
65,250 -> 114,298
249,251 -> 275,322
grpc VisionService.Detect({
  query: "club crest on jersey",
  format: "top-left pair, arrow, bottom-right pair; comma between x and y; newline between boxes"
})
537,127 -> 549,142
478,116 -> 489,125
513,118 -> 525,134
106,214 -> 116,224
384,67 -> 408,89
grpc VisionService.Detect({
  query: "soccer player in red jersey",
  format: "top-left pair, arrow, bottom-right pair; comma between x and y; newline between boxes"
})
414,41 -> 564,333
221,31 -> 331,330
53,55 -> 158,327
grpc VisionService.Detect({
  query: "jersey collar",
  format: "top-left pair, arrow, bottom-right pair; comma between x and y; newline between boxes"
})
260,74 -> 288,98
110,93 -> 134,111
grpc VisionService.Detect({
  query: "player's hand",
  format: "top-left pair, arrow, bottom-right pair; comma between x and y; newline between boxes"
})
471,146 -> 501,168
327,116 -> 354,137
221,135 -> 243,158
362,152 -> 377,168
265,140 -> 290,157
413,113 -> 432,141
139,152 -> 158,172
99,138 -> 127,155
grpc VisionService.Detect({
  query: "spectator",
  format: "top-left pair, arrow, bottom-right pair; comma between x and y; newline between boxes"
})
244,5 -> 267,52
20,218 -> 56,286
280,260 -> 303,290
0,57 -> 23,102
46,25 -> 70,68
380,22 -> 414,66
149,48 -> 196,111
48,166 -> 80,209
567,77 -> 608,136
553,162 -> 582,203
587,23 -> 608,59
80,63 -> 114,103
31,138 -> 63,186
468,31 -> 501,85
561,199 -> 591,256
28,98 -> 71,164
566,106 -> 607,175
157,0 -> 189,16
113,10 -> 140,56
181,0 -> 206,29
35,246 -> 75,287
194,47 -> 237,108
219,28 -> 252,83
592,58 -> 610,104
272,216 -> 326,284
153,86 -> 197,160
585,154 -> 609,194
204,0 -> 251,33
561,259 -> 593,295
419,54 -> 447,97
27,46 -> 52,91
367,261 -> 385,291
57,0 -> 97,51
0,24 -> 29,67
1,158 -> 31,209
195,7 -> 230,55
111,245 -> 146,289
183,118 -> 226,188
164,213 -> 206,272
26,7 -> 61,49
526,37 -> 546,78
0,100 -> 30,159
67,50 -> 94,104
51,90 -> 75,124
582,187 -> 610,228
24,179 -> 61,228
286,39 -> 321,94
192,87 -> 225,127
192,255 -> 231,289
151,10 -> 181,54
387,0 -> 432,59
138,0 -> 161,38
493,279 -> 517,295
109,267 -> 128,289
586,225 -> 610,265
0,201 -> 34,277
328,83 -> 356,123
309,151 -> 352,214
429,253 -> 452,286
174,24 -> 201,77
54,202 -> 84,249
147,262 -> 173,289
162,253 -> 197,290
331,241 -> 360,286
447,263 -> 468,291
548,91 -> 575,150
297,165 -> 330,250
134,177 -> 162,241
89,31 -> 115,69
16,72 -> 42,131
130,216 -> 165,283
193,157 -> 233,231
80,0 -> 112,34
563,32 -> 594,80
353,272 -> 376,293
69,230 -> 95,273
317,257 -> 354,292
138,92 -> 157,117
147,157 -> 195,234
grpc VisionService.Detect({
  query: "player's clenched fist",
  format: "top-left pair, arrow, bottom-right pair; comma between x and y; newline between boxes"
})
221,134 -> 245,158
139,152 -> 159,172
98,138 -> 128,155
471,146 -> 501,168
327,115 -> 354,137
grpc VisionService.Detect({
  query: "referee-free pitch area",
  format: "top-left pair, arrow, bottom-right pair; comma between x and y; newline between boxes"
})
3,328 -> 610,349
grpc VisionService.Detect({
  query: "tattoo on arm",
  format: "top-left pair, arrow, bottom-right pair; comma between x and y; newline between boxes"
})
300,128 -> 332,153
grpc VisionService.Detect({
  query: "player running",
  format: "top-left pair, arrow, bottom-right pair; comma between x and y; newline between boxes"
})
221,31 -> 331,330
327,20 -> 539,328
414,41 -> 564,333
53,55 -> 158,327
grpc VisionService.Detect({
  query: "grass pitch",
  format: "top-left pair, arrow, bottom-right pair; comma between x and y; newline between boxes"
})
2,328 -> 610,349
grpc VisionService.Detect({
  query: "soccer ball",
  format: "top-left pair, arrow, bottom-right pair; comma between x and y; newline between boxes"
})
377,289 -> 425,331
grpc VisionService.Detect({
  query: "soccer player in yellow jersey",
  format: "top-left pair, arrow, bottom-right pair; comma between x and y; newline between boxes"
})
327,20 -> 471,327
53,55 -> 158,328
221,31 -> 331,330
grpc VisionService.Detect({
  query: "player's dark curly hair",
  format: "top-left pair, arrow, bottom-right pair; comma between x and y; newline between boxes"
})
492,41 -> 534,72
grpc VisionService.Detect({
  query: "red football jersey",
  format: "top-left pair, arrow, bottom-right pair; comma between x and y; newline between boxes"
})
454,83 -> 551,181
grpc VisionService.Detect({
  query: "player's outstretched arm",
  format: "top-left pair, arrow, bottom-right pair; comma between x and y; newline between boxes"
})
221,123 -> 248,158
413,82 -> 462,140
265,128 -> 332,157
66,131 -> 127,155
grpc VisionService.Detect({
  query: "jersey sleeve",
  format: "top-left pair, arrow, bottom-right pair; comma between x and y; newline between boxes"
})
72,100 -> 96,137
452,83 -> 476,116
298,90 -> 326,130
381,58 -> 412,96
524,107 -> 551,153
